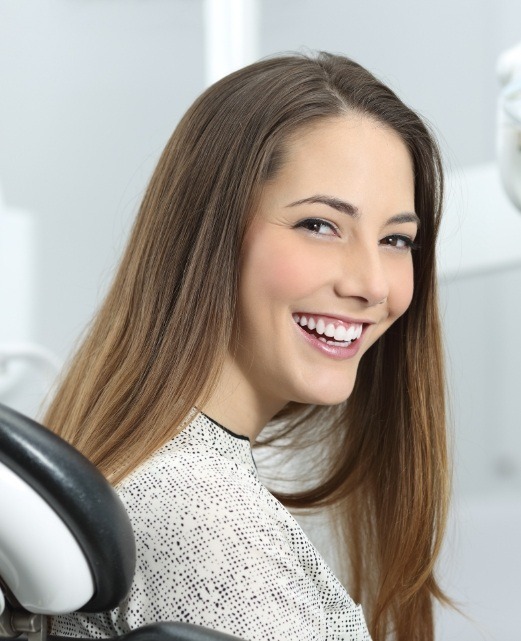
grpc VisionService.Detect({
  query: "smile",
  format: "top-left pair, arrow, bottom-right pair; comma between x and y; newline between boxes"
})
292,313 -> 363,347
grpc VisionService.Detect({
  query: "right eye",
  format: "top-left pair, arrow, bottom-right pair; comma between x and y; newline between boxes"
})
294,218 -> 338,237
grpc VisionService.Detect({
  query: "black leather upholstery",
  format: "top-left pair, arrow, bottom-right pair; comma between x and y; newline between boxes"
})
0,404 -> 135,612
52,622 -> 243,641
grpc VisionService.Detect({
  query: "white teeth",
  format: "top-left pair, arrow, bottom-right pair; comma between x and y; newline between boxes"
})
294,314 -> 364,343
315,318 -> 326,335
325,323 -> 335,337
334,325 -> 347,341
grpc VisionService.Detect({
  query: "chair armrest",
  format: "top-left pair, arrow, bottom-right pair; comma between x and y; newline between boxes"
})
50,622 -> 244,641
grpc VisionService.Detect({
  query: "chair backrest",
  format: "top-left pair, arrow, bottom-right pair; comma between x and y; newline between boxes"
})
0,403 -> 136,615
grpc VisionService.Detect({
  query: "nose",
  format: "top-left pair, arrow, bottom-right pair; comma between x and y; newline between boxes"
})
333,243 -> 390,307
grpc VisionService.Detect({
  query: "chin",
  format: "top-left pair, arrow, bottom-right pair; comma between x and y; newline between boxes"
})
308,389 -> 354,407
292,375 -> 357,407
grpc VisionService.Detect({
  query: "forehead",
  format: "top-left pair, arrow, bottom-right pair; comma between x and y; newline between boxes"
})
285,115 -> 411,172
261,115 -> 415,212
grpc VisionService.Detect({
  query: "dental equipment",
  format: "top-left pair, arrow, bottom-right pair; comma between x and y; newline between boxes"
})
497,41 -> 521,212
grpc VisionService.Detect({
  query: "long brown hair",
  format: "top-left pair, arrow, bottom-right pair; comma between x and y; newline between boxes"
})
44,52 -> 449,640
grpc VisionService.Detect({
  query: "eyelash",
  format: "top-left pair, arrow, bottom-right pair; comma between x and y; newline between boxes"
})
294,217 -> 338,236
294,218 -> 419,251
381,235 -> 419,251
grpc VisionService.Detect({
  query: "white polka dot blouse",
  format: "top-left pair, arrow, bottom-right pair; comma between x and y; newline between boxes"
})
52,411 -> 371,640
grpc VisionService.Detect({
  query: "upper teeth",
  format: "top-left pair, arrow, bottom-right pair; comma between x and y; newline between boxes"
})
293,314 -> 363,341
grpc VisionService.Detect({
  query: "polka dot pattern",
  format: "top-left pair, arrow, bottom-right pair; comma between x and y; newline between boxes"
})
52,412 -> 371,640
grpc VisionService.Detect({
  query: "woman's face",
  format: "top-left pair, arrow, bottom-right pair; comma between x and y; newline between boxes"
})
208,115 -> 417,434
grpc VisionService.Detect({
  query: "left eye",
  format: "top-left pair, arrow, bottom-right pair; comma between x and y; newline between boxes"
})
295,218 -> 337,236
381,235 -> 418,250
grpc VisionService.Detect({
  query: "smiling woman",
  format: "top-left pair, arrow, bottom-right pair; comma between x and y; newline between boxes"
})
45,53 -> 448,641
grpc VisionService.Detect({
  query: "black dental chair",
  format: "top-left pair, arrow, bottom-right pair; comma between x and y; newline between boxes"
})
0,404 -> 242,641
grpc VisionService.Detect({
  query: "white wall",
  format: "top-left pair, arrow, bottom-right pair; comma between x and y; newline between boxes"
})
259,0 -> 519,168
0,0 -> 205,367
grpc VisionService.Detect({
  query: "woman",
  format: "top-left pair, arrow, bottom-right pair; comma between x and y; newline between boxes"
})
48,52 -> 449,641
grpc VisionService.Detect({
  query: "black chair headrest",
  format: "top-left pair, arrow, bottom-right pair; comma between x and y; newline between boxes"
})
0,403 -> 136,613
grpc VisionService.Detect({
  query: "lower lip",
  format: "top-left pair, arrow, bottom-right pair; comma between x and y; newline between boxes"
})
293,322 -> 364,360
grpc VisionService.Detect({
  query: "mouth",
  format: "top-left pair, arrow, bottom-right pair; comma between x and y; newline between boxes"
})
292,313 -> 364,347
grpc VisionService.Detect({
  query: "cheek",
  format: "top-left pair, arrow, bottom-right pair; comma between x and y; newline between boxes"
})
261,254 -> 313,301
389,260 -> 415,318
241,231 -> 322,304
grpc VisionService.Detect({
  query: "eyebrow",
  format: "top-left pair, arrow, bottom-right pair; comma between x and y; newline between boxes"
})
387,212 -> 421,227
286,194 -> 420,228
287,195 -> 360,218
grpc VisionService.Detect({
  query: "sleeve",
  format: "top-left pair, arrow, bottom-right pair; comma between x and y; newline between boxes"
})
109,452 -> 330,641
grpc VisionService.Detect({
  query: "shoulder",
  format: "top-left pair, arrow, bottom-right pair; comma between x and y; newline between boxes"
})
118,436 -> 259,504
115,436 -> 285,546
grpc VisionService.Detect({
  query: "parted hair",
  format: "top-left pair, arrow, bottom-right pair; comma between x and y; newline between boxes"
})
44,52 -> 449,641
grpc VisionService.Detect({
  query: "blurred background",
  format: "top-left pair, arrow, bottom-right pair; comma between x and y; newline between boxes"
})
1,1 -> 520,639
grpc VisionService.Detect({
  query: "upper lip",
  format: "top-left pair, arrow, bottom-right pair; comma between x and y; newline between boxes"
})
293,311 -> 376,326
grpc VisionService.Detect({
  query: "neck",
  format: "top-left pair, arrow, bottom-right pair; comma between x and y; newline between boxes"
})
199,359 -> 286,441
